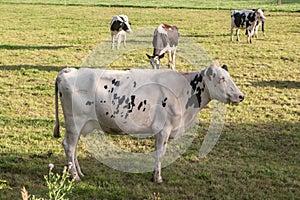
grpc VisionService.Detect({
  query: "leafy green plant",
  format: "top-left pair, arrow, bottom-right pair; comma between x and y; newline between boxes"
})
0,179 -> 12,190
21,163 -> 75,200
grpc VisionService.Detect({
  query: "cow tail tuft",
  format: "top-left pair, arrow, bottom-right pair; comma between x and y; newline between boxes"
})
53,79 -> 60,138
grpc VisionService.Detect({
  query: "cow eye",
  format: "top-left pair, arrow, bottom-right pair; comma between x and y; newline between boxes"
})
220,76 -> 226,83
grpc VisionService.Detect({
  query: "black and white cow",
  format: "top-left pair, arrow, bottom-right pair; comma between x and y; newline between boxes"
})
110,15 -> 132,49
230,9 -> 266,43
54,61 -> 244,183
146,23 -> 180,70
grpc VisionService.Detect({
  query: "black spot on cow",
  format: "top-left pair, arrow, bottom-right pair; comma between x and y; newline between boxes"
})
138,102 -> 143,110
113,93 -> 118,99
186,73 -> 205,109
185,91 -> 201,109
248,12 -> 256,22
118,95 -> 126,105
104,85 -> 108,89
128,95 -> 136,112
234,12 -> 246,28
112,79 -> 120,87
85,101 -> 94,106
106,112 -> 109,115
133,81 -> 136,88
144,100 -> 147,104
162,97 -> 168,107
114,109 -> 120,115
190,74 -> 203,91
124,113 -> 129,119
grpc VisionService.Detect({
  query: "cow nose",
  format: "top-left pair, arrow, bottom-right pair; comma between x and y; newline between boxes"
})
239,95 -> 245,102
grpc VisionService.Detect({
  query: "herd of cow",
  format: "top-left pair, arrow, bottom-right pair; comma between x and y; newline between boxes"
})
110,9 -> 266,70
52,8 -> 266,183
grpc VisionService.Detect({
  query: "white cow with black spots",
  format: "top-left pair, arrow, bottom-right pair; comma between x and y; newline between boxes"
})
110,15 -> 132,49
53,61 -> 244,183
230,9 -> 266,43
147,23 -> 180,70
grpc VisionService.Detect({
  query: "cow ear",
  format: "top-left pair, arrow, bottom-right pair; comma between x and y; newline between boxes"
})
146,54 -> 152,59
205,66 -> 214,80
159,54 -> 165,59
222,64 -> 228,72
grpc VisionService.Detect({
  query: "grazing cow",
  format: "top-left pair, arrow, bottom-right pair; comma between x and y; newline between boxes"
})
146,23 -> 180,70
230,9 -> 266,43
53,61 -> 244,183
110,15 -> 132,49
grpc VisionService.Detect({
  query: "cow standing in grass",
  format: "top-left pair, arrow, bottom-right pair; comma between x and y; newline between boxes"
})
230,9 -> 266,43
53,61 -> 244,183
110,15 -> 132,49
147,23 -> 180,70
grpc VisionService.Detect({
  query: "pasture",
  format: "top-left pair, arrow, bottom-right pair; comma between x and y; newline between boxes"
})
0,1 -> 299,199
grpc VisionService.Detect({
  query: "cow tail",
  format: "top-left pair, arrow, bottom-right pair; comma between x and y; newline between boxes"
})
53,79 -> 60,138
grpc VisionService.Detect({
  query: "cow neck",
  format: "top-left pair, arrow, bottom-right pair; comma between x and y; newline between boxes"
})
199,71 -> 210,109
184,71 -> 210,110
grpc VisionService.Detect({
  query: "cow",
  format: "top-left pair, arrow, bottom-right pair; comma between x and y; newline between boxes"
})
230,9 -> 266,43
146,23 -> 180,70
53,61 -> 244,183
110,15 -> 132,49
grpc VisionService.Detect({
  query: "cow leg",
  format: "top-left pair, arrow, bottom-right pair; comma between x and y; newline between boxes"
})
123,32 -> 127,48
171,49 -> 177,70
74,150 -> 84,177
167,50 -> 173,70
111,32 -> 115,49
153,129 -> 171,183
236,29 -> 240,41
230,27 -> 234,41
117,32 -> 122,50
247,30 -> 252,43
254,26 -> 259,38
62,130 -> 81,181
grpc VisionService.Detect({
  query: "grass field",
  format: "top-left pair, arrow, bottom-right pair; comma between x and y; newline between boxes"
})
0,1 -> 299,199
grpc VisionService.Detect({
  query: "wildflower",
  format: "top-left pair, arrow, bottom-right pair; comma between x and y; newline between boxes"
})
48,163 -> 54,170
63,166 -> 68,174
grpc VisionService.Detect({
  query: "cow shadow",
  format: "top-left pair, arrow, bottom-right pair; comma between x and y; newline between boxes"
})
0,44 -> 72,50
0,65 -> 69,72
252,80 -> 300,89
183,33 -> 231,38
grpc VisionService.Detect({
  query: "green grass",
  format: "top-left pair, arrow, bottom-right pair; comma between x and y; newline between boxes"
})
0,2 -> 299,200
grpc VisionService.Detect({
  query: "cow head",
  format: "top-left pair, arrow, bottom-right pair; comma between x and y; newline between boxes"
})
203,61 -> 244,104
254,9 -> 266,22
119,15 -> 133,33
146,54 -> 164,69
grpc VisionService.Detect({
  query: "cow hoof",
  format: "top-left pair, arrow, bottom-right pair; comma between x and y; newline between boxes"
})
153,176 -> 163,184
156,179 -> 163,184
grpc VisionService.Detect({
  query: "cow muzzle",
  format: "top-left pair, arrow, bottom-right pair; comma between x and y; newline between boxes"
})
228,93 -> 245,104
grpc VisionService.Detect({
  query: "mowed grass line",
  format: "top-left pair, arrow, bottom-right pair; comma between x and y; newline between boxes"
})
0,3 -> 299,199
